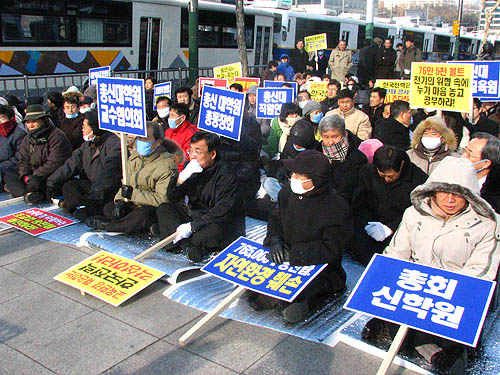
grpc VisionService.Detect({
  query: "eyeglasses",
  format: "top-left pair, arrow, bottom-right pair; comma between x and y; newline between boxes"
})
187,148 -> 208,156
461,147 -> 481,159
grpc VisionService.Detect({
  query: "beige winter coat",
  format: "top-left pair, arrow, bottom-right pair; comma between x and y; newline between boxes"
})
384,157 -> 500,281
328,47 -> 353,83
326,107 -> 372,140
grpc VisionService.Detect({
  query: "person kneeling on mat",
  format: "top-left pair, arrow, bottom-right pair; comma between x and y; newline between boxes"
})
248,150 -> 354,323
156,131 -> 245,263
86,122 -> 177,234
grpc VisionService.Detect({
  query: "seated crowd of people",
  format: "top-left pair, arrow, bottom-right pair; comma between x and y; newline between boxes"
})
1,52 -> 500,375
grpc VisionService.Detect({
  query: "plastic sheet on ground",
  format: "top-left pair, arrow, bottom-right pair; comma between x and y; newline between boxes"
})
164,254 -> 365,345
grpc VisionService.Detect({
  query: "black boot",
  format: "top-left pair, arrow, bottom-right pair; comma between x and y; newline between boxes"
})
85,216 -> 111,230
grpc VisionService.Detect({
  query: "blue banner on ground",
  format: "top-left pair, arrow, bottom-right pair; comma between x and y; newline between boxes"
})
89,66 -> 111,87
96,77 -> 147,137
263,80 -> 298,98
344,254 -> 496,346
198,85 -> 245,141
448,61 -> 500,101
201,237 -> 327,303
153,82 -> 172,110
256,87 -> 295,119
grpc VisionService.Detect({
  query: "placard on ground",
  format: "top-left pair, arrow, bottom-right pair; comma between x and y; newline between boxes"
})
0,208 -> 76,236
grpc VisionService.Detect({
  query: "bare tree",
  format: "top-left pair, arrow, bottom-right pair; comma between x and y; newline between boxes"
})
235,0 -> 248,76
480,0 -> 500,54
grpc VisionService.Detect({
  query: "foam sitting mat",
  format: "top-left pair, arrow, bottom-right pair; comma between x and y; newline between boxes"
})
82,216 -> 270,284
164,253 -> 366,345
337,308 -> 500,374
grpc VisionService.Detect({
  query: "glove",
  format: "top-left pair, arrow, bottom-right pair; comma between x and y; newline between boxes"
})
173,222 -> 192,244
365,221 -> 393,242
112,200 -> 126,219
265,238 -> 289,264
178,160 -> 203,182
121,185 -> 133,199
26,175 -> 45,192
404,69 -> 411,75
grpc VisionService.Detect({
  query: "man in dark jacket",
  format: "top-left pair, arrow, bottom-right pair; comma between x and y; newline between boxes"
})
261,61 -> 278,82
317,114 -> 367,204
351,146 -> 427,265
0,104 -> 26,189
248,150 -> 353,323
375,38 -> 397,79
375,100 -> 412,150
59,95 -> 85,150
465,98 -> 499,138
4,104 -> 72,204
320,80 -> 340,114
156,131 -> 245,263
46,110 -> 122,220
46,91 -> 65,128
362,87 -> 386,131
357,38 -> 382,87
289,40 -> 310,74
399,38 -> 422,79
175,87 -> 200,126
462,132 -> 500,213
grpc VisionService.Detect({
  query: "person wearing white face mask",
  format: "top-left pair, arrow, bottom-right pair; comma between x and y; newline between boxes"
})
47,109 -> 122,221
262,102 -> 300,159
79,96 -> 94,115
59,95 -> 85,150
407,116 -> 458,175
152,95 -> 172,131
247,150 -> 353,323
462,132 -> 500,213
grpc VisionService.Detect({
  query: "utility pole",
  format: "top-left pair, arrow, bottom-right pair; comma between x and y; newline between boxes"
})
453,0 -> 464,60
366,0 -> 375,40
188,0 -> 199,86
235,0 -> 248,76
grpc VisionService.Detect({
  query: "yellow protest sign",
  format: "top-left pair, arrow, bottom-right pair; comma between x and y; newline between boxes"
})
375,79 -> 411,103
54,250 -> 165,306
213,62 -> 242,86
304,33 -> 327,52
308,81 -> 328,102
410,62 -> 473,112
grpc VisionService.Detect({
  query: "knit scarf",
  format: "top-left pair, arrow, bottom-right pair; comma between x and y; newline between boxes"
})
322,135 -> 349,163
278,119 -> 294,153
0,118 -> 16,137
28,121 -> 53,146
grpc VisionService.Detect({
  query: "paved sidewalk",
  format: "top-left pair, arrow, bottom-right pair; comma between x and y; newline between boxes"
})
0,229 -> 419,375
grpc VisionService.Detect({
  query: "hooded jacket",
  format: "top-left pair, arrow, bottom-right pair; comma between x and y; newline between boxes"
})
407,116 -> 458,175
114,145 -> 177,207
277,54 -> 295,81
384,157 -> 500,281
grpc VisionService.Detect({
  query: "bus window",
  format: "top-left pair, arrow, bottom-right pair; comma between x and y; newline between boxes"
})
2,14 -> 71,43
433,35 -> 450,53
295,18 -> 340,49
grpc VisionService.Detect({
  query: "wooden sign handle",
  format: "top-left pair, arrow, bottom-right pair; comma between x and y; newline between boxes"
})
376,324 -> 409,375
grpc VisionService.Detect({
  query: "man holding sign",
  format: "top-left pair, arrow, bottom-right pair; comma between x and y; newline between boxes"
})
248,150 -> 353,323
362,157 -> 500,374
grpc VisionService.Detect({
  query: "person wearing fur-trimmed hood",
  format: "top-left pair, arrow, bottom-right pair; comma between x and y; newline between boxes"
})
364,156 -> 500,374
407,115 -> 458,175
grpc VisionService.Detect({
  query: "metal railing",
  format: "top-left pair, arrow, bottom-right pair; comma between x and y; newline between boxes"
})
0,65 -> 266,99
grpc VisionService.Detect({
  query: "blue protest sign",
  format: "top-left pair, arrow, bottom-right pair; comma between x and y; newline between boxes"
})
256,87 -> 295,119
153,82 -> 172,111
201,237 -> 327,303
89,66 -> 111,87
344,254 -> 496,346
198,85 -> 245,141
263,80 -> 298,98
96,77 -> 147,137
448,61 -> 500,101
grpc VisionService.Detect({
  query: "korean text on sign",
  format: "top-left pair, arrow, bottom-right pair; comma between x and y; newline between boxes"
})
263,80 -> 298,98
233,77 -> 261,93
198,85 -> 245,141
202,237 -> 327,302
344,254 -> 495,346
198,77 -> 228,97
97,77 -> 147,137
256,87 -> 295,119
213,62 -> 242,86
448,61 -> 500,101
0,208 -> 76,236
89,66 -> 111,87
153,81 -> 172,110
54,251 -> 165,306
410,62 -> 473,113
375,79 -> 411,103
304,33 -> 327,52
308,81 -> 329,102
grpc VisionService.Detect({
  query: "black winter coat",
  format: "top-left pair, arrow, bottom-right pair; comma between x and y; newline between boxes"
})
375,47 -> 397,79
58,114 -> 85,150
321,96 -> 338,113
375,117 -> 410,150
289,48 -> 310,74
47,132 -> 122,199
265,183 -> 353,294
481,168 -> 500,213
0,125 -> 26,175
18,123 -> 72,179
466,116 -> 499,138
317,131 -> 367,204
167,160 -> 245,235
